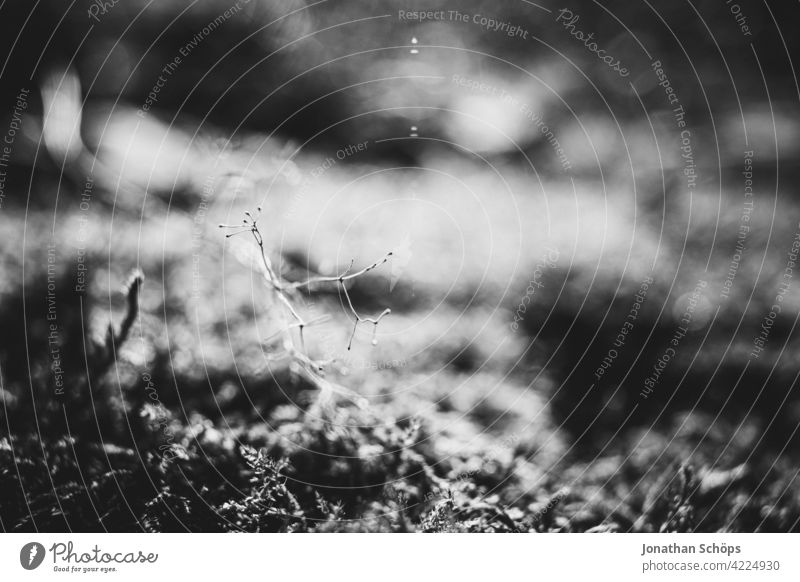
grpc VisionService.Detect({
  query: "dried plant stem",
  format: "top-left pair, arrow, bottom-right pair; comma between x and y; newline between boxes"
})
341,283 -> 392,350
285,254 -> 393,290
220,207 -> 393,385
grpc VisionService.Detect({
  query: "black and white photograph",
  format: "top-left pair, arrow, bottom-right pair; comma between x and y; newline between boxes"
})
1,0 -> 799,577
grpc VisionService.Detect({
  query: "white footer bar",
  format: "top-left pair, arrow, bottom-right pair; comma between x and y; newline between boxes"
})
2,533 -> 798,581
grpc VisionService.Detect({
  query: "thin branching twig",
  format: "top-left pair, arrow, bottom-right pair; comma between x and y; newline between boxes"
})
220,206 -> 393,393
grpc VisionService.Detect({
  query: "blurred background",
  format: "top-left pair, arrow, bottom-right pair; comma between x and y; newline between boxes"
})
1,0 -> 800,532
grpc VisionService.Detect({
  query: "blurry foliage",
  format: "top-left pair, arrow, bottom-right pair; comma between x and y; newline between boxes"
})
2,278 -> 798,532
3,393 -> 799,531
2,0 -> 800,533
